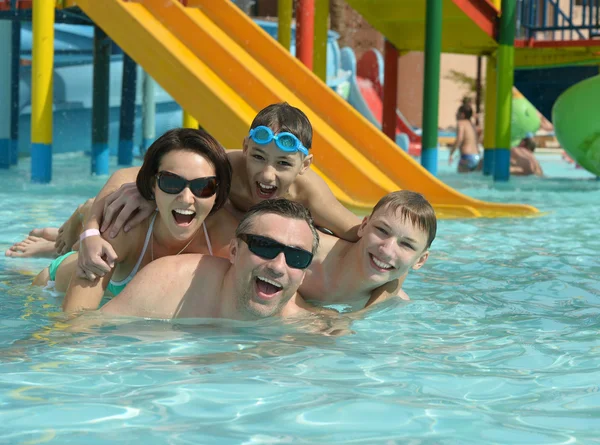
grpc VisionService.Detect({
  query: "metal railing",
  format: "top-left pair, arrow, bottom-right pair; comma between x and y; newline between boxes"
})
517,0 -> 600,40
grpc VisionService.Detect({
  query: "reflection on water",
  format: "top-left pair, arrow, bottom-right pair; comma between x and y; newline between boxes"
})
1,153 -> 599,444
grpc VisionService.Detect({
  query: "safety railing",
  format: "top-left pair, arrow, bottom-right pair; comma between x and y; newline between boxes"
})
517,0 -> 600,40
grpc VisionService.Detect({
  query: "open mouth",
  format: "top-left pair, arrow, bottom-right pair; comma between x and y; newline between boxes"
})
256,182 -> 278,199
369,253 -> 395,273
254,276 -> 283,300
172,208 -> 196,226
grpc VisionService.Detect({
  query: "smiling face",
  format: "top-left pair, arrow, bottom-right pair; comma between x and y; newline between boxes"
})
357,205 -> 430,284
153,149 -> 217,241
243,137 -> 312,203
229,213 -> 313,319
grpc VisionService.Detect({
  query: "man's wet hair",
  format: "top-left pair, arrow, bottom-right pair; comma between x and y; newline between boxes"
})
236,198 -> 319,254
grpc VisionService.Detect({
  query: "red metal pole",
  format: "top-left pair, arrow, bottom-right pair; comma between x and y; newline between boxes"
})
382,39 -> 398,141
296,0 -> 314,70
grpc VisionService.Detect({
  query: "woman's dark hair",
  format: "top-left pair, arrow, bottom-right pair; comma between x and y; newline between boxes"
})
136,128 -> 232,215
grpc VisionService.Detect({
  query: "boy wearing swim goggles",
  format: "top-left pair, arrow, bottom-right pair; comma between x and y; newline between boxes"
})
226,102 -> 361,239
299,191 -> 436,310
17,103 -> 363,282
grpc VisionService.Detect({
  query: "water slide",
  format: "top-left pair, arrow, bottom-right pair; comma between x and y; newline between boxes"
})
553,75 -> 600,177
340,47 -> 421,157
74,0 -> 538,218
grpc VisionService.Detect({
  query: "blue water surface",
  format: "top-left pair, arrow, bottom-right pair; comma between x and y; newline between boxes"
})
1,152 -> 599,444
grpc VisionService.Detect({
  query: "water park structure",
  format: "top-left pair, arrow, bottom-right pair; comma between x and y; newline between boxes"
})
1,0 -> 599,218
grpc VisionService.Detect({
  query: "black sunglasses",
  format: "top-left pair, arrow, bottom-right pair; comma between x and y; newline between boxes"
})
238,234 -> 313,270
155,171 -> 218,198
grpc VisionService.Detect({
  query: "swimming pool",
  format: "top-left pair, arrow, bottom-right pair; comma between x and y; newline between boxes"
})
1,152 -> 599,444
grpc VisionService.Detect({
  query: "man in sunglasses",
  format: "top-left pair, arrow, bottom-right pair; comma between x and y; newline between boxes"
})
100,199 -> 330,321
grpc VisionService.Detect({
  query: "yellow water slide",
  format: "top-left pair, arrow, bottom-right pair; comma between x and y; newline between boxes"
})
73,0 -> 538,218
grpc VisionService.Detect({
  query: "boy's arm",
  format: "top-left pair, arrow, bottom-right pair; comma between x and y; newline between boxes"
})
300,171 -> 362,242
364,278 -> 409,308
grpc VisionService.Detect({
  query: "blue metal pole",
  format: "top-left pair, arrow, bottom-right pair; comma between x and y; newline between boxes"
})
118,53 -> 137,166
91,26 -> 111,176
141,71 -> 155,153
0,20 -> 12,168
10,18 -> 20,165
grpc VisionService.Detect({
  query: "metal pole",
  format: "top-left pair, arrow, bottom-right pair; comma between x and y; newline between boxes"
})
382,39 -> 398,142
421,0 -> 443,175
141,71 -> 156,154
296,0 -> 315,70
494,0 -> 516,181
0,20 -> 12,168
182,111 -> 198,128
91,26 -> 111,175
313,0 -> 329,81
483,55 -> 497,176
475,56 -> 482,126
118,53 -> 137,166
31,0 -> 54,183
277,0 -> 292,51
10,18 -> 20,165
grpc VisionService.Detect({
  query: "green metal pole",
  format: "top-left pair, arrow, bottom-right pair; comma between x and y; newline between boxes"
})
421,0 -> 443,175
278,0 -> 293,51
483,55 -> 497,175
313,0 -> 329,81
91,26 -> 111,176
494,0 -> 516,181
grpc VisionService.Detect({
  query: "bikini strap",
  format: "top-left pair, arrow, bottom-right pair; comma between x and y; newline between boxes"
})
109,212 -> 157,286
203,221 -> 213,256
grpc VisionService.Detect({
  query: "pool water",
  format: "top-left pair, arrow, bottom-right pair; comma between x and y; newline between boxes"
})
1,152 -> 599,444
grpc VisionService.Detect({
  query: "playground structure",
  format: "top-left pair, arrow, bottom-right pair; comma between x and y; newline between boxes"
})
1,0 -> 599,216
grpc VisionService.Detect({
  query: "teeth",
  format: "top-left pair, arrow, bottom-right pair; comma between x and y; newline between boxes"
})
258,182 -> 276,190
257,276 -> 282,289
372,255 -> 393,270
174,209 -> 195,215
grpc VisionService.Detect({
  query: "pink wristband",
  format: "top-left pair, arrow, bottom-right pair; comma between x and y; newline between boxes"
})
79,229 -> 101,241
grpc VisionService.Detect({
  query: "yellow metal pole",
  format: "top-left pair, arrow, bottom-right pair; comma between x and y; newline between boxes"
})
278,0 -> 293,51
182,111 -> 198,129
492,0 -> 501,9
31,0 -> 55,183
482,55 -> 497,176
313,0 -> 329,81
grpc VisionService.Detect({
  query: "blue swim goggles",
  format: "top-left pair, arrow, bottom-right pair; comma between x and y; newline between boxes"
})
248,126 -> 309,156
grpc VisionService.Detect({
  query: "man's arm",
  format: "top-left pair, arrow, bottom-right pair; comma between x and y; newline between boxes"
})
299,171 -> 362,242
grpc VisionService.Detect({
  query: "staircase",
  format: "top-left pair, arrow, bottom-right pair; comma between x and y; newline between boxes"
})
517,0 -> 600,41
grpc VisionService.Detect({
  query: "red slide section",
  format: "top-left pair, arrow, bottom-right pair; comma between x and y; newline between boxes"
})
357,49 -> 422,156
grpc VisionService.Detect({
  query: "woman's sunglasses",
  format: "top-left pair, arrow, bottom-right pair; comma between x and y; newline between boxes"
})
155,171 -> 218,198
238,233 -> 313,270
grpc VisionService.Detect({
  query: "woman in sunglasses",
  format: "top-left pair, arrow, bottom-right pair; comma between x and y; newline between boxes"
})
33,128 -> 237,313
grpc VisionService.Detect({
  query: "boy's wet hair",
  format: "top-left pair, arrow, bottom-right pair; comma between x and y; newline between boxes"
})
137,128 -> 232,216
236,198 -> 319,255
371,191 -> 437,249
250,102 -> 313,150
457,104 -> 473,120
